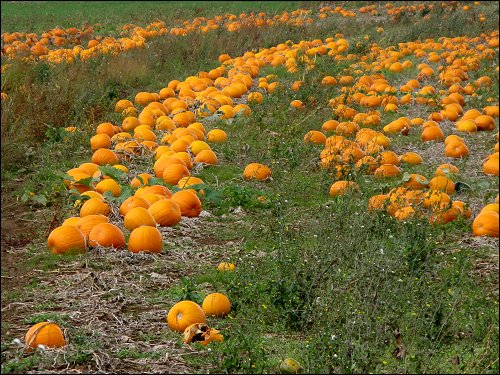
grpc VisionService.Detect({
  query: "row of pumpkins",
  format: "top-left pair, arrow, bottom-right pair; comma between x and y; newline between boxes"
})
2,1 -> 471,67
33,28 -> 499,350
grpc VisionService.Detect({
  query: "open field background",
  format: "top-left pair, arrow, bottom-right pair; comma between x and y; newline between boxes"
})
1,1 -> 499,374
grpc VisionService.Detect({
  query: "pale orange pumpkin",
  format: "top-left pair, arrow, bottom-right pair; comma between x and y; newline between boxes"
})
47,225 -> 87,254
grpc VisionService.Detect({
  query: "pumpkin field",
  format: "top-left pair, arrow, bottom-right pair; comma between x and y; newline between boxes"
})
1,1 -> 499,373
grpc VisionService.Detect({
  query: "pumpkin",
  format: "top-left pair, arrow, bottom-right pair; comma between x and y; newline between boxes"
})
178,176 -> 204,190
130,173 -> 153,188
167,300 -> 206,332
90,133 -> 111,151
217,262 -> 235,271
190,140 -> 211,156
91,148 -> 119,166
194,149 -> 218,165
88,223 -> 126,249
423,191 -> 451,210
25,322 -> 65,351
403,174 -> 429,190
76,214 -> 109,237
62,217 -> 80,226
124,207 -> 157,231
170,151 -> 193,170
47,225 -> 87,254
148,199 -> 182,227
140,185 -> 173,198
329,181 -> 360,196
374,164 -> 401,178
128,226 -> 163,253
444,138 -> 468,157
119,196 -> 150,216
474,115 -> 495,131
115,99 -> 134,113
455,119 -> 477,133
154,156 -> 186,177
393,206 -> 416,221
367,195 -> 388,213
95,178 -> 121,197
162,163 -> 190,185
183,322 -> 224,346
378,151 -> 400,165
171,190 -> 202,217
202,293 -> 231,317
399,152 -> 423,164
304,130 -> 326,145
243,163 -> 272,181
483,156 -> 499,176
435,163 -> 460,176
481,203 -> 499,214
207,129 -> 227,143
472,211 -> 499,237
80,198 -> 111,217
429,175 -> 455,193
322,120 -> 339,132
421,126 -> 444,142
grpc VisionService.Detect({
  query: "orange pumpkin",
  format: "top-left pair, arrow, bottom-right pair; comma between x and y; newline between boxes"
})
472,211 -> 499,237
444,141 -> 469,158
429,176 -> 455,194
128,226 -> 163,253
206,129 -> 227,143
329,181 -> 360,196
47,226 -> 87,255
124,207 -> 157,231
77,214 -> 109,237
91,148 -> 119,166
194,149 -> 218,165
95,178 -> 121,197
167,300 -> 206,332
421,126 -> 444,142
80,198 -> 111,217
202,293 -> 231,317
243,163 -> 272,181
88,223 -> 126,249
374,164 -> 401,178
148,199 -> 182,227
119,196 -> 150,216
162,163 -> 190,185
171,190 -> 202,218
25,322 -> 65,351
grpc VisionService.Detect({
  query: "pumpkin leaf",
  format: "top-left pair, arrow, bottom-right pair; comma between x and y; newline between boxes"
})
99,165 -> 125,180
454,181 -> 471,193
401,172 -> 412,182
76,177 -> 95,187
